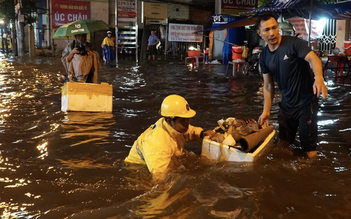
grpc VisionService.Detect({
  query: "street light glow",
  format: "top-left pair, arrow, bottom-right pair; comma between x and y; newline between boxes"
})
0,20 -> 4,24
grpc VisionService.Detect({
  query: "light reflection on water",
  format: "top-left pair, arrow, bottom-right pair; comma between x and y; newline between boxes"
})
0,56 -> 351,218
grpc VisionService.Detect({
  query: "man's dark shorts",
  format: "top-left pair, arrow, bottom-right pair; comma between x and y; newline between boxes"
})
149,45 -> 157,55
278,97 -> 319,151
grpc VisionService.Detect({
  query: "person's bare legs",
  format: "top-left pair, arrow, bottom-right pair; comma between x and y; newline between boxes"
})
153,55 -> 156,60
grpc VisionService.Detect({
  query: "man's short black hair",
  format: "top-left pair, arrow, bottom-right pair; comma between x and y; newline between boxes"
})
255,13 -> 278,29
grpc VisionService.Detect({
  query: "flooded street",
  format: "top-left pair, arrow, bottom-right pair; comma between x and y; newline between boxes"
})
1,53 -> 351,219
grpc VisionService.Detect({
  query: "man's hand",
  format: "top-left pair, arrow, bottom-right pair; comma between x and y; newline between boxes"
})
67,48 -> 80,62
70,48 -> 79,55
258,112 -> 270,128
313,77 -> 328,99
203,130 -> 215,138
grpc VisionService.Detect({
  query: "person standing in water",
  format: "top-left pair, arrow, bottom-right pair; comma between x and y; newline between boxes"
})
256,13 -> 328,159
101,30 -> 115,63
147,30 -> 160,60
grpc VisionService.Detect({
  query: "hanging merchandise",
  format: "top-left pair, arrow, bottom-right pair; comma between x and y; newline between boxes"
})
159,25 -> 165,40
242,46 -> 247,59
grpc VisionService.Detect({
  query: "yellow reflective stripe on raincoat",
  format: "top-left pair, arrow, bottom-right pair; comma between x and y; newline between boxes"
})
124,118 -> 203,174
101,37 -> 114,47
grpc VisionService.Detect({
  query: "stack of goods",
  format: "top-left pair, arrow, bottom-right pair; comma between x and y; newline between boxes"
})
210,117 -> 275,153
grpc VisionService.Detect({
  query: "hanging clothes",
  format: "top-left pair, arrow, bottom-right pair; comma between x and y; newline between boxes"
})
159,25 -> 166,40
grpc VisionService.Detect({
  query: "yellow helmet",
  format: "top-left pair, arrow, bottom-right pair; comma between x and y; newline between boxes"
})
160,95 -> 196,118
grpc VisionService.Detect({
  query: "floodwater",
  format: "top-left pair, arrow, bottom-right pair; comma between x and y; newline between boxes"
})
0,52 -> 351,219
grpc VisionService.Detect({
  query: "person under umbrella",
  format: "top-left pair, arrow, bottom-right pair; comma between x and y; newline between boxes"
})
101,30 -> 115,63
54,20 -> 109,83
61,33 -> 101,83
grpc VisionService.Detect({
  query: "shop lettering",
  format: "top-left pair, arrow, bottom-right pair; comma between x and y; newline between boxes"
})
71,29 -> 85,33
60,4 -> 87,10
67,13 -> 87,21
54,12 -> 65,21
54,12 -> 87,22
236,0 -> 256,5
222,0 -> 256,6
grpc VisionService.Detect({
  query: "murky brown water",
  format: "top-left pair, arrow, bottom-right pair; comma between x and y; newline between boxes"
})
1,53 -> 351,219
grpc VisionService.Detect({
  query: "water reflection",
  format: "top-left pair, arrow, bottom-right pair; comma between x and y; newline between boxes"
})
58,112 -> 116,169
67,166 -> 257,219
61,112 -> 114,146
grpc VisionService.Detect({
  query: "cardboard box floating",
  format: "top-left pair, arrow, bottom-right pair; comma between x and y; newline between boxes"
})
61,82 -> 113,112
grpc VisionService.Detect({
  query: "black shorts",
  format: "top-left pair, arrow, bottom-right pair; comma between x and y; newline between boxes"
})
148,45 -> 157,55
278,97 -> 319,151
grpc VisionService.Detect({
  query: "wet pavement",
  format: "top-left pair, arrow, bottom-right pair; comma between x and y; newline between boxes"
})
1,52 -> 351,219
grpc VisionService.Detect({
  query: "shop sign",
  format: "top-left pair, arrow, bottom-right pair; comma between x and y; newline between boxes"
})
52,0 -> 90,29
168,23 -> 203,42
144,2 -> 167,24
118,0 -> 137,18
221,0 -> 257,9
211,14 -> 226,24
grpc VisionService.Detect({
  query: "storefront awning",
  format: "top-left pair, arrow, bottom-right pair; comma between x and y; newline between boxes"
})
195,0 -> 351,34
195,16 -> 257,33
241,0 -> 351,20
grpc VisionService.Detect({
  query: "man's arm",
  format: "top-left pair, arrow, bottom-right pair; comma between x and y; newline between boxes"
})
185,125 -> 215,142
65,49 -> 79,62
258,73 -> 274,127
62,44 -> 71,59
305,51 -> 328,99
153,36 -> 160,46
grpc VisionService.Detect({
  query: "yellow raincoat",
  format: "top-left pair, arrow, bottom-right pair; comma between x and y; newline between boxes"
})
101,37 -> 115,47
125,118 -> 203,175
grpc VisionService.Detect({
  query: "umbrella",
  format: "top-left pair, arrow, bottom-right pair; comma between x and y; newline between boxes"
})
53,19 -> 110,38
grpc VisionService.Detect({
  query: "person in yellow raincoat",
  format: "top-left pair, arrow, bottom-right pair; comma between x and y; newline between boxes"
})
101,30 -> 115,64
125,94 -> 215,179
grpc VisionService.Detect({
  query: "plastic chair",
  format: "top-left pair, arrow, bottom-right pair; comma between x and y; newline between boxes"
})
323,56 -> 350,77
226,60 -> 249,76
185,55 -> 205,70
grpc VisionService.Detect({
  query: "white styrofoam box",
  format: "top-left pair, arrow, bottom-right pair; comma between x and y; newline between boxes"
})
201,130 -> 275,162
61,82 -> 113,112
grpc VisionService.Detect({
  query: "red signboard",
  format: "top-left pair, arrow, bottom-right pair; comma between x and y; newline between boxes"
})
221,0 -> 258,10
52,0 -> 90,29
